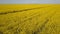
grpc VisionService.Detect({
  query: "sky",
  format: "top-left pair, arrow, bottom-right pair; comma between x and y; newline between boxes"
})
0,0 -> 60,4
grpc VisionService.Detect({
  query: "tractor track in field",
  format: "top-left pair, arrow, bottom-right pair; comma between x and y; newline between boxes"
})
0,6 -> 50,15
0,7 -> 42,15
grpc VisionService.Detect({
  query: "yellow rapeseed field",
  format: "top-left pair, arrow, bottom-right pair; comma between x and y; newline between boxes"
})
0,4 -> 60,34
